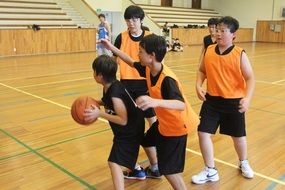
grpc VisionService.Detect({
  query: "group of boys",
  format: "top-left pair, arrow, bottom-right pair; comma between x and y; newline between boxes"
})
84,5 -> 255,189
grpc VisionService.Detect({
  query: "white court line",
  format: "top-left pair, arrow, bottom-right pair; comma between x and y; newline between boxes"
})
272,79 -> 285,84
0,69 -> 91,82
186,148 -> 285,186
16,77 -> 92,88
0,82 -> 108,123
171,69 -> 196,74
1,82 -> 284,186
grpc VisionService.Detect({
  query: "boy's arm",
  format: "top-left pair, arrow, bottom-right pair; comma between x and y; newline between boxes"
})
136,77 -> 185,111
84,97 -> 127,126
100,39 -> 135,67
136,96 -> 185,111
239,51 -> 255,112
196,55 -> 207,101
99,97 -> 127,125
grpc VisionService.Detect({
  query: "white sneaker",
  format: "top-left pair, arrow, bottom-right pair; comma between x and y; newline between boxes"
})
192,167 -> 219,184
239,160 -> 254,179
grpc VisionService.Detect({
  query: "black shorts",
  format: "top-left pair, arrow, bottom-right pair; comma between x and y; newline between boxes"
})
121,79 -> 156,118
141,121 -> 187,175
108,140 -> 140,170
198,94 -> 246,137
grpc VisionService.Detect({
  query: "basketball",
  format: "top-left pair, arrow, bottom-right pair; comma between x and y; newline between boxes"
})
71,96 -> 100,125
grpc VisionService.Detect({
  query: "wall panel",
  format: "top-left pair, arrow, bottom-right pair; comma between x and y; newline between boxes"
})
172,28 -> 253,45
0,28 -> 96,57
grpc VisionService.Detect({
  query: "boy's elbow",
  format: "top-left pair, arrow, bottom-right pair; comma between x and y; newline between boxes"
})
119,118 -> 127,126
177,101 -> 185,111
181,102 -> 186,110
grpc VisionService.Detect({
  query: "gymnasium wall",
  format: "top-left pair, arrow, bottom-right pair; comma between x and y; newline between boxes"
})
207,0 -> 285,41
67,0 -> 99,27
83,0 -> 122,12
132,0 -> 208,8
0,29 -> 96,57
172,28 -> 253,45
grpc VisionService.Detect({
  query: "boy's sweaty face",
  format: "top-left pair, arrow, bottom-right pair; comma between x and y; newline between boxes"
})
125,17 -> 141,35
215,24 -> 235,47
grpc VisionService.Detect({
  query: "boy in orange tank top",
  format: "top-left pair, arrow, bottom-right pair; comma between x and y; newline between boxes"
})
100,34 -> 199,190
114,5 -> 158,179
192,16 -> 255,184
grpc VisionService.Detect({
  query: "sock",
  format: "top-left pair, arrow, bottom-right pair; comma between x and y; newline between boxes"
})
135,164 -> 141,170
150,163 -> 158,172
206,166 -> 216,170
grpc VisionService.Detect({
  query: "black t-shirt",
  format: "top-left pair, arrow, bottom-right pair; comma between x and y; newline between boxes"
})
204,34 -> 216,49
102,80 -> 145,142
133,62 -> 184,102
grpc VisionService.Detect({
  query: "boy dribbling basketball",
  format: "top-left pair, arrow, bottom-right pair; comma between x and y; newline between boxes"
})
100,34 -> 199,190
84,55 -> 145,189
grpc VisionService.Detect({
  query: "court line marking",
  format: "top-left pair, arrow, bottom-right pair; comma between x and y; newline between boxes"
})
0,82 -> 70,110
1,82 -> 284,186
0,82 -> 108,123
186,148 -> 285,186
0,69 -> 91,82
16,77 -> 93,88
265,174 -> 285,190
0,128 -> 96,190
272,79 -> 285,84
0,127 -> 111,161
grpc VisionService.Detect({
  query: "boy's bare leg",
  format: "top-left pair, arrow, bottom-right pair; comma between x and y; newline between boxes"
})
198,131 -> 215,167
165,173 -> 187,190
232,136 -> 247,160
108,162 -> 124,190
144,146 -> 157,165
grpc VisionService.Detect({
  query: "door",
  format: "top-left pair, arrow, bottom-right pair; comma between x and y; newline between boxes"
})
161,0 -> 172,7
192,0 -> 201,9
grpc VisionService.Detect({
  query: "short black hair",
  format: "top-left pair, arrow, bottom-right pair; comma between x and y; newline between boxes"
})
92,55 -> 117,83
207,18 -> 219,26
139,34 -> 166,62
98,14 -> 105,19
124,5 -> 145,20
218,16 -> 239,33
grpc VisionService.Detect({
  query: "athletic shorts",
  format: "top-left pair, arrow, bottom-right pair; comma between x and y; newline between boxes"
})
121,79 -> 156,118
198,94 -> 246,137
141,121 -> 187,175
108,140 -> 140,170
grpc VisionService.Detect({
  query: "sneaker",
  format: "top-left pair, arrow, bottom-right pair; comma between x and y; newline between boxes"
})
145,166 -> 161,179
123,167 -> 146,180
239,160 -> 254,179
191,167 -> 219,184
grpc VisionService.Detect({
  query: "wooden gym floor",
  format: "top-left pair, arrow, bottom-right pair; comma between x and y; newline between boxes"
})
0,42 -> 284,190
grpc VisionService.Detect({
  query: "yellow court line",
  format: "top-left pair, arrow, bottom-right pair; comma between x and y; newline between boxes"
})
1,82 -> 284,186
0,82 -> 108,123
186,148 -> 285,186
